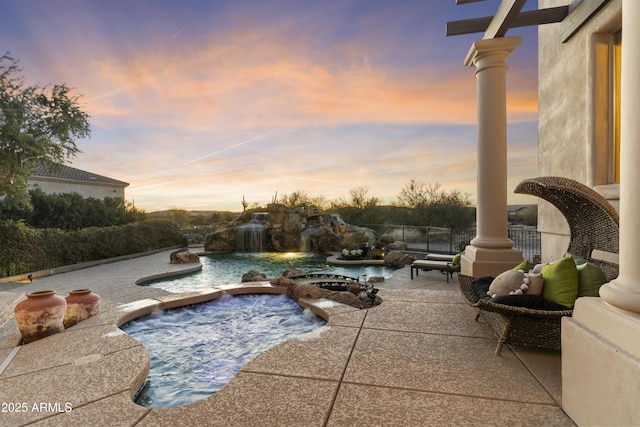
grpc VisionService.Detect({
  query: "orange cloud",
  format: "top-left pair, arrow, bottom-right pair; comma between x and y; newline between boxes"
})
17,3 -> 539,212
72,29 -> 496,134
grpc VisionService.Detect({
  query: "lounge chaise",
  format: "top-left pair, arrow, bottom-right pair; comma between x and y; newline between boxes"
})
411,254 -> 460,282
425,253 -> 456,262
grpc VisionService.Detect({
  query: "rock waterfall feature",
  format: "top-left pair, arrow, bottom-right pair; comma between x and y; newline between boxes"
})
204,204 -> 371,254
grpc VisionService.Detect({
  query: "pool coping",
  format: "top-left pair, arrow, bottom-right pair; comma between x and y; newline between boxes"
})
0,256 -> 365,426
0,249 -> 572,426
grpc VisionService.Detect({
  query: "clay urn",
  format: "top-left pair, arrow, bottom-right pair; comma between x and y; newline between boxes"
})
64,289 -> 101,328
14,290 -> 67,344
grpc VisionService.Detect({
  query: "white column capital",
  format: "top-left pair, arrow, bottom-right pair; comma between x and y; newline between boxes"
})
464,36 -> 523,69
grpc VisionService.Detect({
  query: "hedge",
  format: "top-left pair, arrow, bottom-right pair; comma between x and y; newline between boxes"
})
0,219 -> 183,278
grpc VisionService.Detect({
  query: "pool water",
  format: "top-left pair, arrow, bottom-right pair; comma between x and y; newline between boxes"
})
121,293 -> 326,408
141,252 -> 395,293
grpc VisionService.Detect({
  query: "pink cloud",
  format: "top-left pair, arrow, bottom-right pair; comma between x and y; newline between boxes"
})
9,2 -> 539,211
66,27 -> 496,133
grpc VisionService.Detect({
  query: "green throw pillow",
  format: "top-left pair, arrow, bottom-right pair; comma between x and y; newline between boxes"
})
542,254 -> 579,308
513,259 -> 530,272
566,252 -> 588,266
566,252 -> 608,297
576,262 -> 607,297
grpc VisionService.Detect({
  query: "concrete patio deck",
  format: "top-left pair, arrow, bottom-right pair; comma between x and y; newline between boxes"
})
0,249 -> 574,426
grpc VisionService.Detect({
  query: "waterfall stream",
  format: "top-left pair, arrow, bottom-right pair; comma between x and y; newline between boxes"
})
236,213 -> 267,252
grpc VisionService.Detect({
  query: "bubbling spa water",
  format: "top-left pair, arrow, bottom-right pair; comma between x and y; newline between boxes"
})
127,252 -> 390,407
122,293 -> 326,408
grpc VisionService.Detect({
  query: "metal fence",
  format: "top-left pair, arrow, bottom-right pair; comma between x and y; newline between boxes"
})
361,224 -> 541,263
181,226 -> 213,237
182,224 -> 541,263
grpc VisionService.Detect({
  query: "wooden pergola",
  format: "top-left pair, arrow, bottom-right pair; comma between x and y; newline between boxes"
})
447,0 -> 610,43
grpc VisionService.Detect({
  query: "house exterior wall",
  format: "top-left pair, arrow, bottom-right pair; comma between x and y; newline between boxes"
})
28,177 -> 126,200
538,0 -> 621,261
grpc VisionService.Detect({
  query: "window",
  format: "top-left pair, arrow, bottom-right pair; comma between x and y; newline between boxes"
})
611,30 -> 621,183
589,28 -> 621,189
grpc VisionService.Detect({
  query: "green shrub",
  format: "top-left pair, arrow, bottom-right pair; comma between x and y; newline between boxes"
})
0,219 -> 182,277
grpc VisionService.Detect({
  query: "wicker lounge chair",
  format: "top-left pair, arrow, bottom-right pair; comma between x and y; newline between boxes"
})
458,176 -> 619,354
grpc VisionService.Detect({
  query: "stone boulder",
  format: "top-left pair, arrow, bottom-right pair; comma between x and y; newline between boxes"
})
182,233 -> 204,246
170,249 -> 200,264
380,233 -> 395,244
306,227 -> 341,252
241,270 -> 268,282
384,250 -> 414,267
387,241 -> 408,251
282,268 -> 305,278
287,283 -> 331,300
347,282 -> 363,294
325,288 -> 382,309
204,223 -> 235,252
304,206 -> 324,218
360,294 -> 383,309
270,231 -> 301,252
329,214 -> 347,234
270,276 -> 299,289
282,213 -> 302,233
325,291 -> 361,308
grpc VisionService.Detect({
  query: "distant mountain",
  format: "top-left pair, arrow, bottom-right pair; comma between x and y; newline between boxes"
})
148,210 -> 239,217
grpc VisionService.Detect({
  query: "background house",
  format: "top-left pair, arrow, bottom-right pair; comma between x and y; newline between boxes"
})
28,164 -> 129,200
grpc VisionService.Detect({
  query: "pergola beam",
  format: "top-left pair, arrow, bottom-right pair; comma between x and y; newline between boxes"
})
561,0 -> 610,42
484,0 -> 527,38
446,6 -> 569,37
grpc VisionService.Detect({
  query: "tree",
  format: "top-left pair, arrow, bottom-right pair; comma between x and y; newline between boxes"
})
348,186 -> 379,209
278,190 -> 327,209
397,179 -> 442,208
397,179 -> 474,228
0,53 -> 90,208
164,207 -> 191,226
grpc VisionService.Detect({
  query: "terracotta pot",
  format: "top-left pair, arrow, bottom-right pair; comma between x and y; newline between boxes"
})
14,290 -> 66,344
64,289 -> 101,328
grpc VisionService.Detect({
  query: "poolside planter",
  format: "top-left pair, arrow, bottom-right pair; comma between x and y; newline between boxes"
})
372,249 -> 385,260
14,290 -> 67,344
64,289 -> 101,328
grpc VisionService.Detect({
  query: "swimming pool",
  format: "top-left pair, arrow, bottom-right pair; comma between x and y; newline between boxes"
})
122,293 -> 326,408
140,252 -> 395,293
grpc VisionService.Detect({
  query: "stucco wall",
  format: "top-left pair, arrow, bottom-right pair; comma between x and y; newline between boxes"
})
538,0 -> 621,261
28,178 -> 126,200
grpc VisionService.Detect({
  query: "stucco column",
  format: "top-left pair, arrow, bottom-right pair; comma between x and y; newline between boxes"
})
599,0 -> 640,314
461,36 -> 523,277
562,3 -> 640,425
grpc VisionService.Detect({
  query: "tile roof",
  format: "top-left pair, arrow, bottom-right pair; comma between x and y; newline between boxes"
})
31,163 -> 129,187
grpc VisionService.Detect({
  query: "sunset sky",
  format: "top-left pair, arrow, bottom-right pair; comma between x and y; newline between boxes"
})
1,0 -> 540,212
